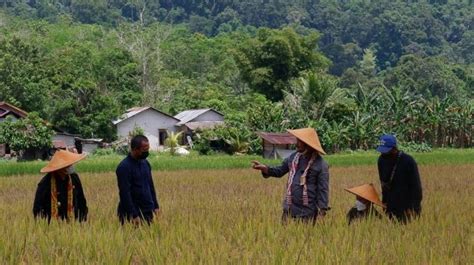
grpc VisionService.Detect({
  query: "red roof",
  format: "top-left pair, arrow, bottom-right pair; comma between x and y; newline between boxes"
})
52,140 -> 67,149
257,132 -> 297,145
0,102 -> 28,118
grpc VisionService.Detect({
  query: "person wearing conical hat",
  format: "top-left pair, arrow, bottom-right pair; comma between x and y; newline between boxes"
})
252,128 -> 329,224
33,150 -> 88,222
345,183 -> 384,224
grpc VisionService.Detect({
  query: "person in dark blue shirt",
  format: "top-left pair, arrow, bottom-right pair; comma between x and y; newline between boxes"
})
116,135 -> 160,225
376,134 -> 423,223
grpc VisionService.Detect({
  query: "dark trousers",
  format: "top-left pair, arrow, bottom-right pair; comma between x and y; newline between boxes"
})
119,211 -> 154,225
386,207 -> 421,224
281,210 -> 318,225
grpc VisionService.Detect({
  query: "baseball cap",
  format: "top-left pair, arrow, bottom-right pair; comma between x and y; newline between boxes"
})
376,134 -> 397,154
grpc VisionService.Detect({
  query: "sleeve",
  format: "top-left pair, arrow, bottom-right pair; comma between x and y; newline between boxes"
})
315,161 -> 330,210
377,158 -> 387,204
72,174 -> 88,222
116,163 -> 139,218
33,176 -> 48,218
408,158 -> 423,211
147,161 -> 159,210
263,155 -> 291,178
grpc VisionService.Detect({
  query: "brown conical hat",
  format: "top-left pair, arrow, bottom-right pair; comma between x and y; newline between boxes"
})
40,150 -> 87,173
345,183 -> 385,208
287,128 -> 326,155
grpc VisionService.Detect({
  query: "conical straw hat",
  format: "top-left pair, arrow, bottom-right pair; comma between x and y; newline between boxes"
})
287,128 -> 326,155
40,150 -> 87,173
344,183 -> 385,208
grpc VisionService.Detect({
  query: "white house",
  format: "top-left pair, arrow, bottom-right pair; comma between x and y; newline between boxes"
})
174,108 -> 225,146
113,107 -> 180,151
174,108 -> 224,131
52,131 -> 79,149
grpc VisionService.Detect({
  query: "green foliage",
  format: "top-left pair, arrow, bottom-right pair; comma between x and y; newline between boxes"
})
0,113 -> 53,153
286,72 -> 355,123
91,148 -> 116,156
128,126 -> 145,138
399,142 -> 433,153
0,38 -> 49,116
383,55 -> 469,99
0,5 -> 472,154
234,27 -> 329,101
164,131 -> 183,155
193,129 -> 217,155
0,23 -> 141,141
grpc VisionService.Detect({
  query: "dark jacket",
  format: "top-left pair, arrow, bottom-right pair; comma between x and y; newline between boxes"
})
33,173 -> 88,222
263,152 -> 329,218
378,152 -> 423,221
116,154 -> 159,219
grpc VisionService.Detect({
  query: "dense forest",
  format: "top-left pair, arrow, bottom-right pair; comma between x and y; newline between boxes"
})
0,0 -> 472,154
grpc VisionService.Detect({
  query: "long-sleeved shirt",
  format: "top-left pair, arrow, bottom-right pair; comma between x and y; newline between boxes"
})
378,152 -> 422,219
33,173 -> 88,222
116,154 -> 159,218
263,152 -> 329,218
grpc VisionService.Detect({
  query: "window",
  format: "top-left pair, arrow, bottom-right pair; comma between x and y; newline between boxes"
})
158,129 -> 168,146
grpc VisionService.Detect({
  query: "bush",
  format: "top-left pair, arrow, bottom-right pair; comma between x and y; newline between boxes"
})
92,148 -> 117,156
400,142 -> 432,153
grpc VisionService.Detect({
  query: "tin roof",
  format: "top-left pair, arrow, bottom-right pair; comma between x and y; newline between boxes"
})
174,108 -> 224,126
257,132 -> 297,145
113,106 -> 179,125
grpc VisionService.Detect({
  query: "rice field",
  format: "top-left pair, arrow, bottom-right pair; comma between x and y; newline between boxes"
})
0,151 -> 473,264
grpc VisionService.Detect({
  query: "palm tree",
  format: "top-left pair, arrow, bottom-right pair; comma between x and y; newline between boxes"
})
164,131 -> 183,155
286,72 -> 355,122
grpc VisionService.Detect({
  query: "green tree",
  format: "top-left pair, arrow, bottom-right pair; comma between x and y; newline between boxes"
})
0,113 -> 53,155
0,38 -> 49,116
383,55 -> 468,99
285,72 -> 355,123
234,27 -> 329,101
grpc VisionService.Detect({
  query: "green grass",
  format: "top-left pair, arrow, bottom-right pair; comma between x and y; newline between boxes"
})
0,148 -> 473,177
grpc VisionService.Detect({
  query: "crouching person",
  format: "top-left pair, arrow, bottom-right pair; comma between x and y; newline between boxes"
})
345,183 -> 384,224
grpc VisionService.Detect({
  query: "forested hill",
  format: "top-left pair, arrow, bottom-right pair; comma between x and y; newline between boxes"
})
2,1 -> 473,72
0,1 -> 472,153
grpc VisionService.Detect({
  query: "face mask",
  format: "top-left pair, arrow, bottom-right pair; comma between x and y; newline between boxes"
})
355,200 -> 367,211
66,166 -> 75,175
139,151 -> 149,160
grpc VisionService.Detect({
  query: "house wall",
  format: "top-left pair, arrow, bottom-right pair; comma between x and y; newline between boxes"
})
82,143 -> 99,154
117,109 -> 178,151
263,143 -> 294,159
52,134 -> 76,147
191,111 -> 224,122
